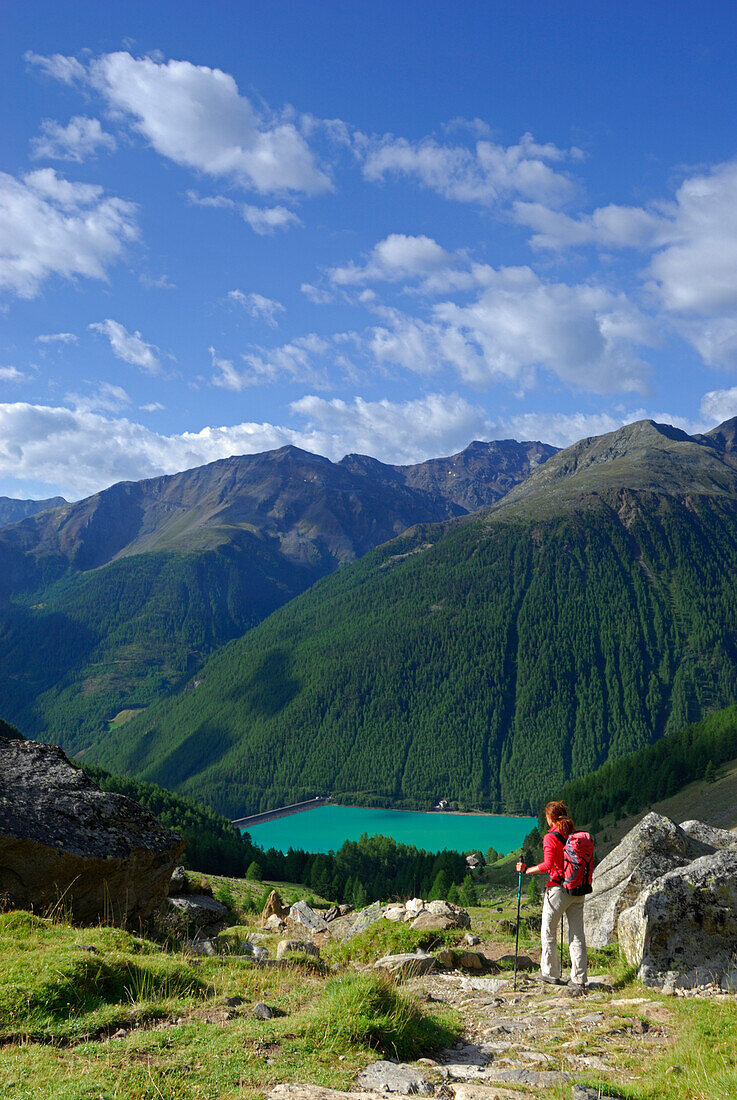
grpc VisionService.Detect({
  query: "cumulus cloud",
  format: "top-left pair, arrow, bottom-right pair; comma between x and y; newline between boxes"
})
0,168 -> 138,299
77,52 -> 331,195
228,290 -> 285,326
515,161 -> 737,368
329,234 -> 455,286
211,334 -> 330,389
301,282 -> 334,305
89,319 -> 161,373
699,385 -> 737,427
363,131 -> 578,206
25,51 -> 86,85
291,392 -> 493,461
0,366 -> 27,383
30,116 -> 116,162
36,332 -> 77,344
363,267 -> 655,395
66,382 -> 131,414
242,204 -> 301,234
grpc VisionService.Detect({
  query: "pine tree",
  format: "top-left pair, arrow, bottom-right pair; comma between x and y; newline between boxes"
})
460,874 -> 478,906
429,870 -> 450,901
245,860 -> 263,881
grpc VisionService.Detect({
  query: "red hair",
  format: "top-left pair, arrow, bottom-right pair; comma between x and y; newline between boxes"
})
545,800 -> 575,839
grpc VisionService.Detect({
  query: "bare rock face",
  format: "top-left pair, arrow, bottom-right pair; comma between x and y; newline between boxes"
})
679,820 -> 737,852
586,813 -> 700,948
0,739 -> 185,925
617,849 -> 737,989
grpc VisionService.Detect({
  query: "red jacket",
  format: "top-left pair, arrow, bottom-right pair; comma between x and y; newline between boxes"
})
539,827 -> 565,889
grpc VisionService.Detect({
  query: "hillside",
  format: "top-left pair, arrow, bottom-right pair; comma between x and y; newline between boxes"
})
0,496 -> 67,528
0,439 -> 552,747
81,418 -> 737,816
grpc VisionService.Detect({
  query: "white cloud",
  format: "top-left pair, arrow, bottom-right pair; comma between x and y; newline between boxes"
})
89,319 -> 161,374
140,402 -> 164,412
31,116 -> 116,162
25,51 -> 86,85
329,234 -> 455,286
67,382 -> 131,413
0,366 -> 27,383
139,272 -> 174,290
291,392 -> 493,462
211,335 -> 330,390
228,290 -> 285,326
301,282 -> 334,304
36,332 -> 78,344
84,52 -> 330,195
514,161 -> 737,368
699,385 -> 737,427
365,268 -> 655,395
0,169 -> 137,299
242,204 -> 301,234
363,131 -> 578,206
514,200 -> 667,250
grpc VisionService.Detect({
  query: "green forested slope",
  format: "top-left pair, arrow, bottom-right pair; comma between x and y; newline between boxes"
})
83,421 -> 737,816
0,540 -> 309,750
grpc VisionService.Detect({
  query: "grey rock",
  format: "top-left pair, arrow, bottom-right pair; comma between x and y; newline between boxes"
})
0,739 -> 185,926
586,813 -> 702,948
329,900 -> 384,940
356,1060 -> 433,1095
617,848 -> 737,989
252,945 -> 270,963
459,978 -> 509,993
464,933 -> 480,946
252,1001 -> 273,1019
496,953 -> 534,971
188,938 -> 217,956
276,939 -> 320,960
264,914 -> 287,933
289,899 -> 329,933
169,865 -> 187,895
166,894 -> 229,935
411,911 -> 462,932
679,820 -> 737,852
482,1069 -> 570,1086
374,952 -> 437,978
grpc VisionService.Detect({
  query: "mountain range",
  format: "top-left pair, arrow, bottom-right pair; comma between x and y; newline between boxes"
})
0,438 -> 555,749
0,495 -> 67,528
76,416 -> 737,816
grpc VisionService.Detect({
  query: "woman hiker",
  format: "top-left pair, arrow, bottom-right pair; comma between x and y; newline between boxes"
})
516,800 -> 588,990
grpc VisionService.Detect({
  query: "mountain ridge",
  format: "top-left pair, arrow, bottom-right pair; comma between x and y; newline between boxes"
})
79,416 -> 737,817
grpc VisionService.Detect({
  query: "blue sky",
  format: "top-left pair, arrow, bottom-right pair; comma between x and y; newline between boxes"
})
3,0 -> 737,499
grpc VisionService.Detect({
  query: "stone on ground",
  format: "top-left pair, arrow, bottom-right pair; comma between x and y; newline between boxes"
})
270,1088 -> 385,1100
356,1060 -> 433,1094
289,899 -> 329,933
166,893 -> 229,934
0,738 -> 185,925
261,889 -> 289,924
374,952 -> 437,978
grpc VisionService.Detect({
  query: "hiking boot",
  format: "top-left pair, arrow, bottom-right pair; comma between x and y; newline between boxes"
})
535,972 -> 564,985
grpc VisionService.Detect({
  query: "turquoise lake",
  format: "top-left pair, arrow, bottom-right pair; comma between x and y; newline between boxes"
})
244,804 -> 536,855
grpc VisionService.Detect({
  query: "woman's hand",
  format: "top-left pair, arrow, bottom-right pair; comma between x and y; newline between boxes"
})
516,861 -> 526,873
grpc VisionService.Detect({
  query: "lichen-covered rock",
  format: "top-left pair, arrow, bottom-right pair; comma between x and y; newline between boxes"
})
166,893 -> 229,935
169,866 -> 188,895
617,849 -> 737,989
0,739 -> 184,926
289,899 -> 328,933
586,813 -> 700,948
373,952 -> 437,978
356,1060 -> 433,1095
679,820 -> 737,852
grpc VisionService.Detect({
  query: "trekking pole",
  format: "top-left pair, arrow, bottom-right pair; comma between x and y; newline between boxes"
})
513,870 -> 523,991
560,912 -> 565,978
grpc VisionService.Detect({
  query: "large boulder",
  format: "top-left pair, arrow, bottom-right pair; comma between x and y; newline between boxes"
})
412,899 -> 471,930
289,899 -> 329,933
586,813 -> 701,948
373,952 -> 437,978
617,849 -> 737,989
0,739 -> 185,925
679,820 -> 737,852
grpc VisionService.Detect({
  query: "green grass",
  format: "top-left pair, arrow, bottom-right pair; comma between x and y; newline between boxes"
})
306,972 -> 458,1059
322,917 -> 465,966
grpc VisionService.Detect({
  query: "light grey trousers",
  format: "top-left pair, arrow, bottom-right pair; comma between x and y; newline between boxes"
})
541,885 -> 587,985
